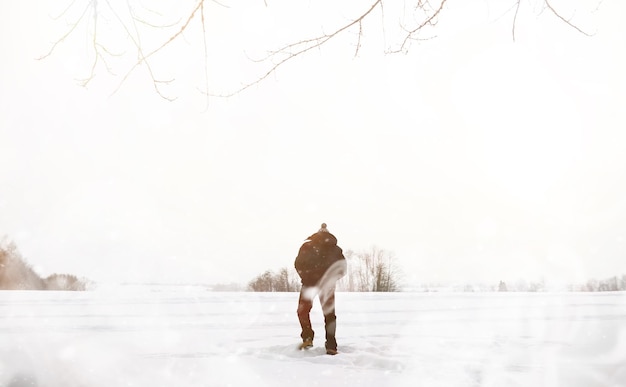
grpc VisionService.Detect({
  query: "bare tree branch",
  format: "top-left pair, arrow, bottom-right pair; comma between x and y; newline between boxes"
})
355,20 -> 363,57
389,0 -> 447,54
211,0 -> 230,8
512,0 -> 521,42
213,0 -> 383,97
77,3 -> 103,87
38,0 -> 600,101
199,1 -> 211,110
106,0 -> 177,100
132,14 -> 182,29
36,1 -> 93,60
119,0 -> 204,85
49,0 -> 80,21
544,0 -> 594,36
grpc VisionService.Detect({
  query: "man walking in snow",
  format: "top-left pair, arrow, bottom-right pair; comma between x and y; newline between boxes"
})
294,223 -> 347,355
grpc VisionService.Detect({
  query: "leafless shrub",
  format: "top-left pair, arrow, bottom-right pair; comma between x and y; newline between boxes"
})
339,246 -> 402,292
0,237 -> 88,291
0,238 -> 45,290
44,273 -> 88,291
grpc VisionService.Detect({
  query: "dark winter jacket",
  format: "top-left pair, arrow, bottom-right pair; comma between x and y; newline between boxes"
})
294,231 -> 346,286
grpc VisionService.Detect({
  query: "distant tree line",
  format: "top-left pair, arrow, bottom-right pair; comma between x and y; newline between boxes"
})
493,276 -> 626,292
0,237 -> 89,291
248,246 -> 402,292
248,268 -> 300,292
573,275 -> 626,292
494,279 -> 548,292
495,276 -> 626,292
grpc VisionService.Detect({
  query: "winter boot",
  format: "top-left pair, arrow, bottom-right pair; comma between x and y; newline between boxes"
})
299,337 -> 313,350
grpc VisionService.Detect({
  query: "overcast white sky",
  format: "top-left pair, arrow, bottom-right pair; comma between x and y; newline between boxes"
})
1,0 -> 625,286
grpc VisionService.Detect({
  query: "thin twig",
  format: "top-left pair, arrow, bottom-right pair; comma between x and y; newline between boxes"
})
544,0 -> 593,36
79,3 -> 100,87
214,0 -> 383,97
143,0 -> 204,64
200,1 -> 210,110
36,1 -> 92,60
112,0 -> 204,99
512,0 -> 521,42
49,0 -> 80,21
133,15 -> 182,29
394,0 -> 447,53
107,0 -> 176,100
355,20 -> 363,57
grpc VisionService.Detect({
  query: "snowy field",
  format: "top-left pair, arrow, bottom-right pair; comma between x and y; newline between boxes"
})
1,286 -> 625,387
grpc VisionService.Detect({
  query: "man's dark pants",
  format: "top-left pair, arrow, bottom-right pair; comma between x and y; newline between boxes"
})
297,285 -> 337,350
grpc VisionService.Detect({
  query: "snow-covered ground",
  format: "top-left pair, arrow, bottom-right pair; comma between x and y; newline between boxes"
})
1,286 -> 625,387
